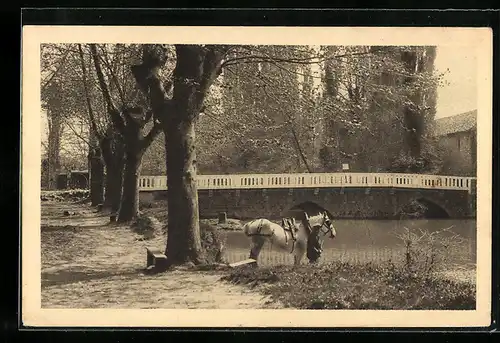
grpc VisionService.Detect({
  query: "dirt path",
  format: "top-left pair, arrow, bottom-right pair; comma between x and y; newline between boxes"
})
41,201 -> 281,309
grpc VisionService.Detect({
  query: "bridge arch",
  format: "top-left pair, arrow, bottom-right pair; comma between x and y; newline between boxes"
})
397,197 -> 450,219
284,201 -> 335,219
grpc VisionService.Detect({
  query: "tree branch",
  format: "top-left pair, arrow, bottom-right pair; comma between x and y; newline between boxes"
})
78,44 -> 102,141
41,49 -> 70,92
90,44 -> 126,134
100,45 -> 126,105
260,84 -> 313,173
140,122 -> 162,151
196,45 -> 228,106
65,120 -> 97,149
221,47 -> 384,68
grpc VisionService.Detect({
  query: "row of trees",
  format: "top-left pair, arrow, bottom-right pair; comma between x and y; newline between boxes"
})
41,43 -> 448,265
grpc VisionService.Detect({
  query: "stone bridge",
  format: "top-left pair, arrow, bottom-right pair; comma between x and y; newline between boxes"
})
138,173 -> 476,219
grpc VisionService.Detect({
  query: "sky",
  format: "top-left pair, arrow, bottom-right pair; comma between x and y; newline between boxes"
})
434,46 -> 477,119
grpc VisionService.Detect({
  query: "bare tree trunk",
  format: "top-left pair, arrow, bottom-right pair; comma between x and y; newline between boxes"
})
47,111 -> 63,189
90,43 -> 161,223
104,166 -> 123,212
164,118 -> 203,264
88,145 -> 104,206
101,129 -> 125,212
130,44 -> 225,265
290,126 -> 312,173
102,134 -> 125,213
118,149 -> 143,222
399,48 -> 431,160
117,112 -> 147,223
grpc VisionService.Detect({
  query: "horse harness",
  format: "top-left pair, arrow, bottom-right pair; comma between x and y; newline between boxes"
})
245,219 -> 273,237
280,217 -> 299,241
281,214 -> 315,253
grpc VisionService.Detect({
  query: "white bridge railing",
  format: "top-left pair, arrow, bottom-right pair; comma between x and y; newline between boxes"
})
139,173 -> 475,193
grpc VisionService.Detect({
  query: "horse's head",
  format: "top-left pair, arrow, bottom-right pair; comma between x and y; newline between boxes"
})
319,211 -> 336,239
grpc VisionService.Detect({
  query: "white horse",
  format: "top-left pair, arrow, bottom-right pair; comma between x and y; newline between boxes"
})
242,211 -> 337,266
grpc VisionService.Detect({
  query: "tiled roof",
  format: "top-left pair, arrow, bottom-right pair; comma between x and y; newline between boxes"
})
433,110 -> 477,136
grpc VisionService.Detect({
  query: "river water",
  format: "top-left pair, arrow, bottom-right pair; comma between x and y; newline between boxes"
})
222,219 -> 477,267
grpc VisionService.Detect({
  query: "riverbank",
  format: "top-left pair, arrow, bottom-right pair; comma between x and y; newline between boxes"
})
39,200 -> 475,310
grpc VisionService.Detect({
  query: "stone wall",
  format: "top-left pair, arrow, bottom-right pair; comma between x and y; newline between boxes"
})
141,186 -> 476,219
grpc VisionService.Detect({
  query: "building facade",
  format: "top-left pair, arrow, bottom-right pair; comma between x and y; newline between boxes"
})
433,110 -> 477,176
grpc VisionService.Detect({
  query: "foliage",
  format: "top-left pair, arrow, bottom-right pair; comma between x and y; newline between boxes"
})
193,45 -> 446,174
221,261 -> 475,310
130,214 -> 163,240
435,137 -> 475,176
198,46 -> 327,173
199,222 -> 227,264
318,46 -> 444,172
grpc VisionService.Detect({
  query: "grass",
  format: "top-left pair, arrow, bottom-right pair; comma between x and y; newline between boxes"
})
221,261 -> 476,310
41,189 -> 90,202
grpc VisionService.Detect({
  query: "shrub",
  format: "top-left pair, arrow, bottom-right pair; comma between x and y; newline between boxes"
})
392,226 -> 467,278
131,215 -> 163,240
41,189 -> 90,202
199,222 -> 227,264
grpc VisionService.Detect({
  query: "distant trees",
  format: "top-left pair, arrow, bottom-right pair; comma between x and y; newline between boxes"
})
42,43 -> 107,202
197,46 -> 326,174
196,45 -> 444,175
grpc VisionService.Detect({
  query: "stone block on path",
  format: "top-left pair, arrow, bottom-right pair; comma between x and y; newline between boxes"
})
228,259 -> 257,268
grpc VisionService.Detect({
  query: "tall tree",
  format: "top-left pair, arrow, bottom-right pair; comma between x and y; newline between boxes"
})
78,44 -> 126,211
40,45 -> 70,189
390,46 -> 440,172
90,43 -> 161,222
318,45 -> 442,173
42,82 -> 64,189
132,44 -> 228,265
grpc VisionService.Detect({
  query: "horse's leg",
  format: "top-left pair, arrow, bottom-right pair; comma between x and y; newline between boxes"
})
293,244 -> 306,266
249,236 -> 265,267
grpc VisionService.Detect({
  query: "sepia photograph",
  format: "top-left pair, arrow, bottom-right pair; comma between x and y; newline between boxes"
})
21,26 -> 492,327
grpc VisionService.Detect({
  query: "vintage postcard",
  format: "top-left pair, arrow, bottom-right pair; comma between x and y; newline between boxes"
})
21,25 -> 492,328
